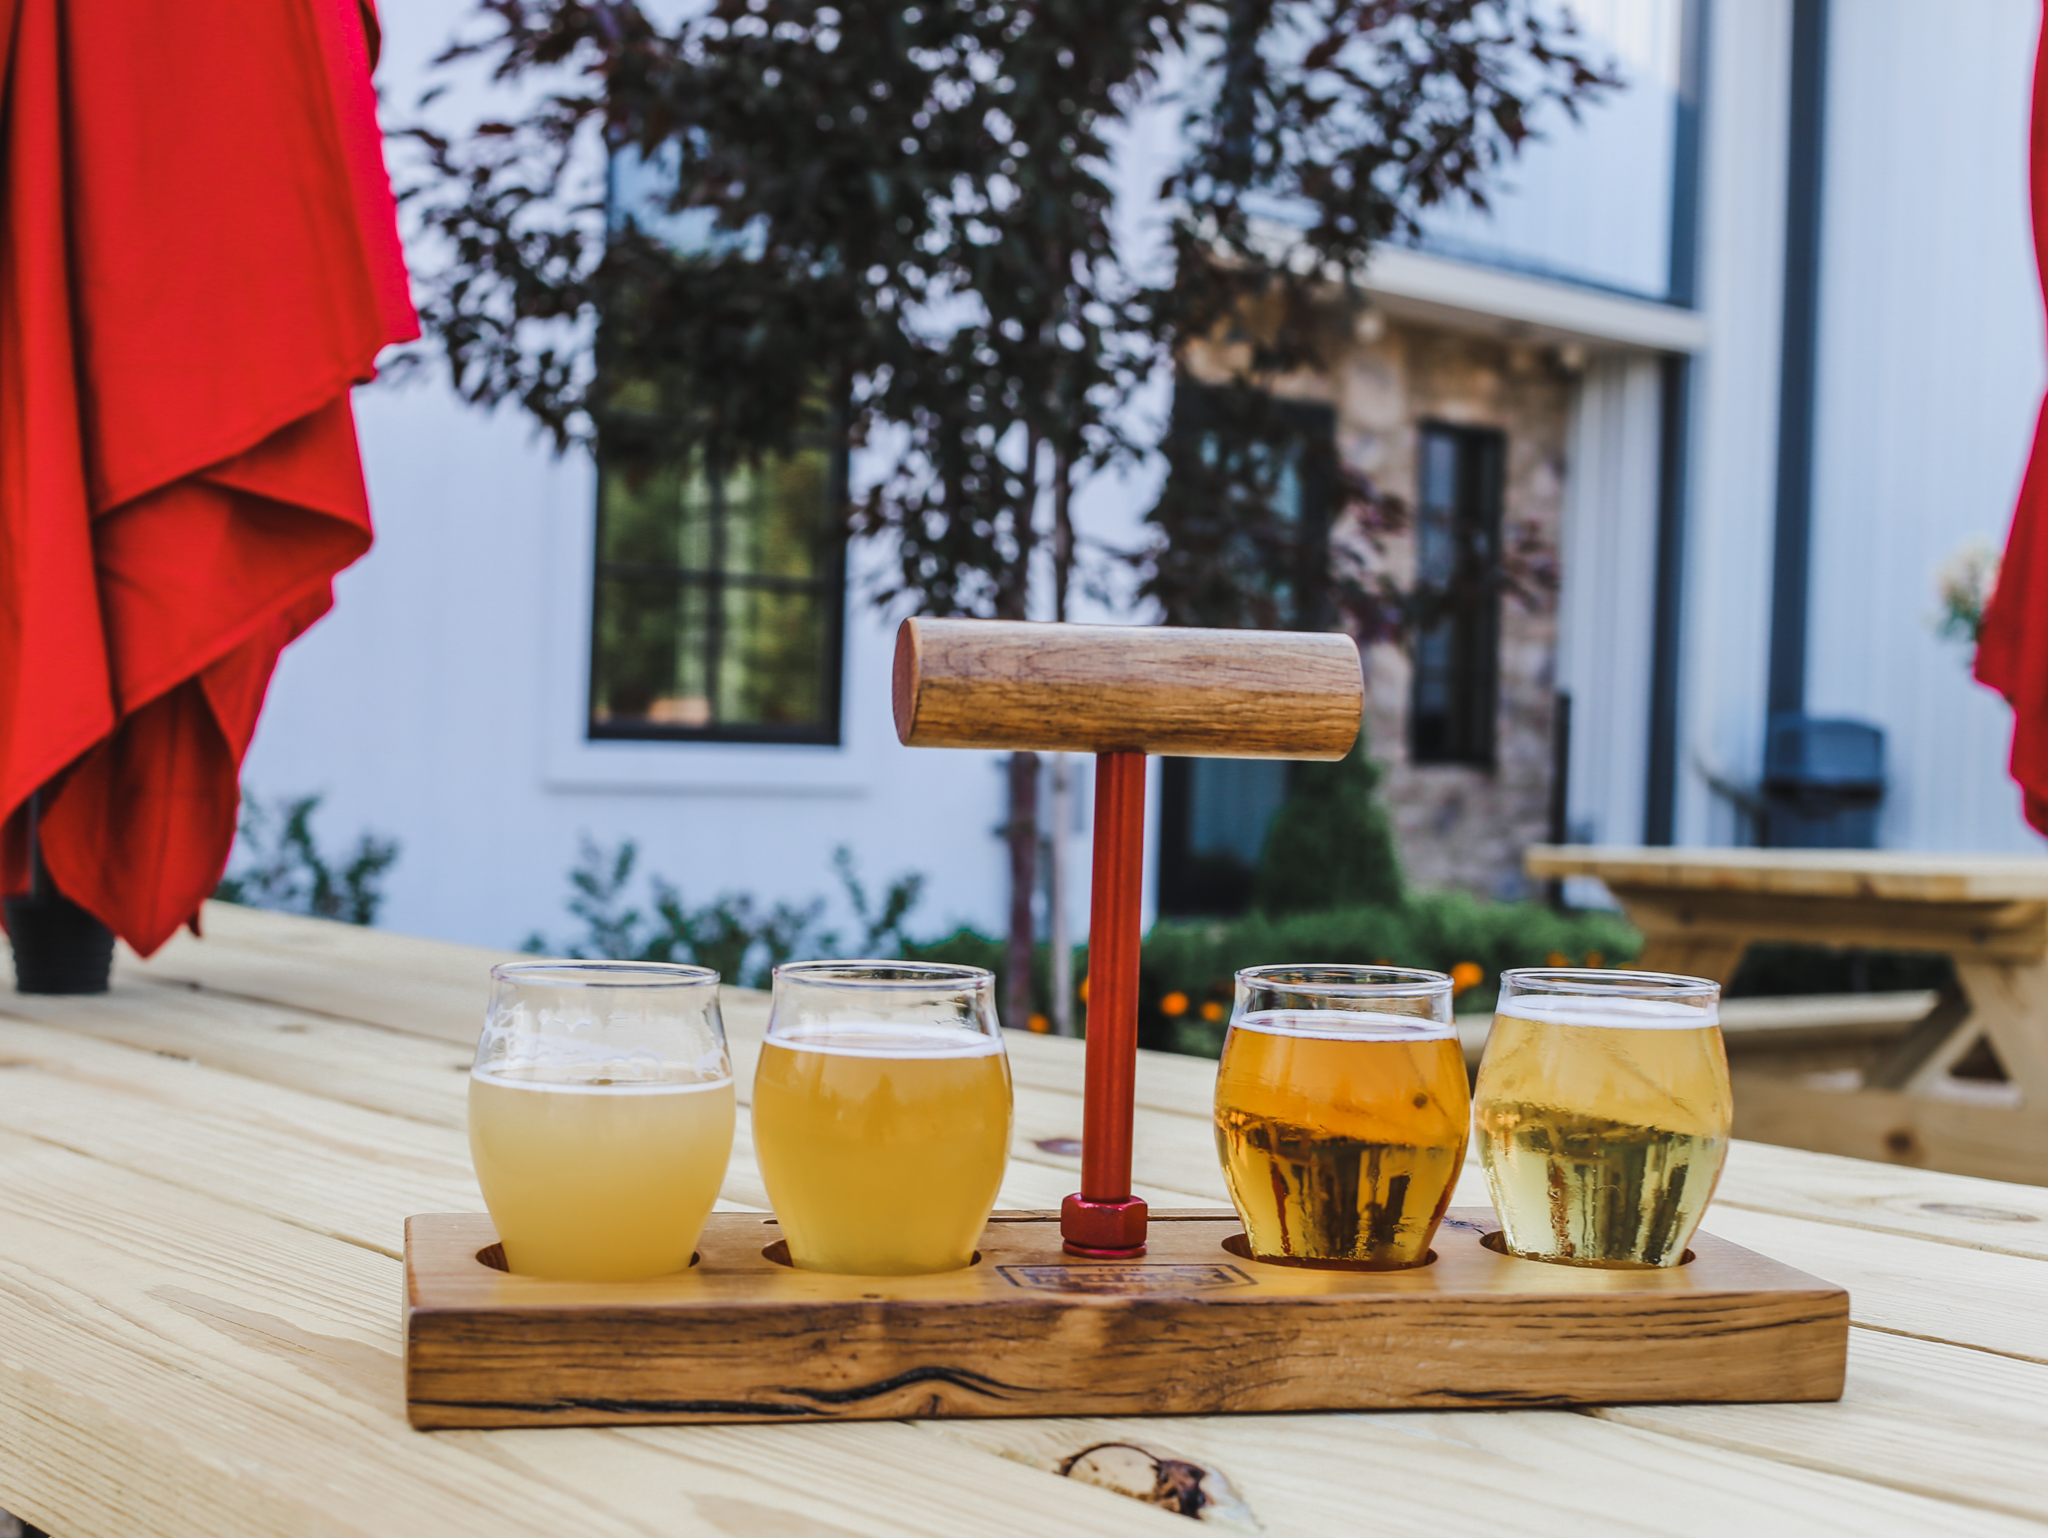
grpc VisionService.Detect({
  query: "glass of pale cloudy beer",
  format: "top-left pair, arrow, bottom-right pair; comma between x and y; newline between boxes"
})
1474,968 -> 1730,1268
753,960 -> 1012,1275
468,961 -> 735,1281
1214,964 -> 1466,1269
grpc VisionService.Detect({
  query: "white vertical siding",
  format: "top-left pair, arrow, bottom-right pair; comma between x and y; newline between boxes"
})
1417,0 -> 1684,297
1557,355 -> 1664,847
1803,0 -> 2045,851
1672,0 -> 1797,846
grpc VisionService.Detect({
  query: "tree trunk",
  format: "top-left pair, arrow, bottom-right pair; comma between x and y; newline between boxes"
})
1005,749 -> 1040,1031
998,429 -> 1045,1033
1047,446 -> 1075,1034
1047,752 -> 1074,1036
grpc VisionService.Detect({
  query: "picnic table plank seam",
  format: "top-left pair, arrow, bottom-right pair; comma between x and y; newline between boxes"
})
1576,1407 -> 2048,1530
1707,1195 -> 2048,1263
1839,1319 -> 2048,1369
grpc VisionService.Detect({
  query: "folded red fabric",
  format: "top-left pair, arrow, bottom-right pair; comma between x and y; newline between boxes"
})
1980,5 -> 2048,835
0,0 -> 417,953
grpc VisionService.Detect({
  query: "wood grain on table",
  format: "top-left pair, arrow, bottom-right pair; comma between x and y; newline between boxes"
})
0,904 -> 2041,1535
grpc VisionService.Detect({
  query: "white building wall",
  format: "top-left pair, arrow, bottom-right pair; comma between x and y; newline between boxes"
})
1557,354 -> 1663,848
1671,0 -> 1797,847
1802,0 -> 2045,851
1419,0 -> 1684,298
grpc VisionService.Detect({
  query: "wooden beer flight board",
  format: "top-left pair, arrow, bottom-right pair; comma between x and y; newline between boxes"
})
403,1209 -> 1849,1428
408,624 -> 1848,1430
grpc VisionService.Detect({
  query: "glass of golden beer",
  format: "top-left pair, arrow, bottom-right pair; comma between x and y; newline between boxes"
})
1214,964 -> 1467,1269
1474,968 -> 1730,1268
753,960 -> 1012,1275
468,961 -> 735,1281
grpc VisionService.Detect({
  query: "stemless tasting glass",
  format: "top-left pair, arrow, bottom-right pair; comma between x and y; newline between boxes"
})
468,961 -> 734,1281
1215,965 -> 1467,1269
753,961 -> 1013,1275
1473,968 -> 1730,1268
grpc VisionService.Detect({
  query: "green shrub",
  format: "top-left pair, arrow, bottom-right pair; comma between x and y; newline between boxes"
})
1251,736 -> 1404,915
900,892 -> 1640,1056
903,927 -> 1085,1035
1139,891 -> 1641,1055
215,793 -> 398,926
525,838 -> 922,988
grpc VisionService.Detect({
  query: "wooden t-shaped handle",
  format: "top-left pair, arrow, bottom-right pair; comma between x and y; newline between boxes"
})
893,618 -> 1362,759
891,618 -> 1363,1257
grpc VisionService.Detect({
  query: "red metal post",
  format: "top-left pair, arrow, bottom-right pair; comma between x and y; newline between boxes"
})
1061,750 -> 1149,1257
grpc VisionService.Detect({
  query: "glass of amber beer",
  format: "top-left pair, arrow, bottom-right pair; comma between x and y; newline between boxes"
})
1474,968 -> 1730,1268
469,961 -> 735,1280
1214,964 -> 1467,1269
753,961 -> 1012,1274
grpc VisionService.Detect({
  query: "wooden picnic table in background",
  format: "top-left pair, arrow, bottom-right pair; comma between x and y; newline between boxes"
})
0,903 -> 2046,1535
1527,845 -> 2048,1187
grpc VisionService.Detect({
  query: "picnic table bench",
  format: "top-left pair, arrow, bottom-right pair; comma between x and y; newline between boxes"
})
1526,845 -> 2048,1186
1,902 -> 2046,1535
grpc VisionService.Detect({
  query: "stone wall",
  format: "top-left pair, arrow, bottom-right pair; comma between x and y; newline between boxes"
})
1335,319 -> 1573,900
1180,314 -> 1576,901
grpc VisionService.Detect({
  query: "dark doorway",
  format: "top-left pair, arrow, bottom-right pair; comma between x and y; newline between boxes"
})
1409,422 -> 1505,766
1158,758 -> 1295,918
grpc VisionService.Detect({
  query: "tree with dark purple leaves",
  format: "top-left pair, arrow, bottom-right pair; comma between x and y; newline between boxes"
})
402,0 -> 1615,1029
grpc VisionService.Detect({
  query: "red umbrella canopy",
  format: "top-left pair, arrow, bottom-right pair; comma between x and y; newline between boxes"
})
0,0 -> 417,954
1981,4 -> 2048,834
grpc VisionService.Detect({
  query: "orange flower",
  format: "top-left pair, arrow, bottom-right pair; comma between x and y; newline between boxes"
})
1027,1013 -> 1051,1035
1450,961 -> 1484,995
1200,1000 -> 1224,1022
1545,951 -> 1568,967
1584,950 -> 1605,968
1160,991 -> 1190,1017
1077,976 -> 1089,1002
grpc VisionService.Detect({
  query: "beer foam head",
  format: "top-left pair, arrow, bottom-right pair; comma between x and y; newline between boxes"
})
471,1066 -> 733,1092
768,1020 -> 1005,1057
1500,993 -> 1718,1029
1234,1008 -> 1455,1042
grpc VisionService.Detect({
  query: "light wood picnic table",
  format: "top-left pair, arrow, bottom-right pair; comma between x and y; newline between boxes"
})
1526,845 -> 2048,1186
1,902 -> 2046,1536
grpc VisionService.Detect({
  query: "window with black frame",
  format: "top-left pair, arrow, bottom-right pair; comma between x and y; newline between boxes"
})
1409,422 -> 1505,766
1155,381 -> 1336,918
587,150 -> 847,744
589,439 -> 845,743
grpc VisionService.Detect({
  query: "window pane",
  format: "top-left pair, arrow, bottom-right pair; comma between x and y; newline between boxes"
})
598,462 -> 715,572
591,576 -> 713,727
1416,431 -> 1458,584
1410,424 -> 1503,766
1157,756 -> 1293,918
590,439 -> 844,741
1188,759 -> 1292,868
719,582 -> 826,726
1155,383 -> 1334,630
723,450 -> 832,580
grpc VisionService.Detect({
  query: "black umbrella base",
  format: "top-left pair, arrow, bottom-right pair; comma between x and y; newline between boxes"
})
4,890 -> 114,994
